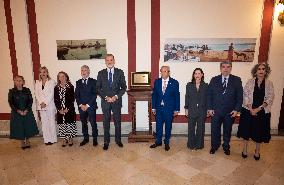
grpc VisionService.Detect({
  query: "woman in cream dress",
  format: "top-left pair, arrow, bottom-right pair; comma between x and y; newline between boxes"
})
35,66 -> 57,145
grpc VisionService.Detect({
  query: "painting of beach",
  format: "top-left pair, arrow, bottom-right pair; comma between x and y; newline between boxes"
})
56,39 -> 107,60
164,38 -> 256,62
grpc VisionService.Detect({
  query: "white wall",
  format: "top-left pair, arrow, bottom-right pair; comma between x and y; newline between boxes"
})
135,0 -> 151,72
0,0 -> 13,113
160,0 -> 263,112
1,0 -> 283,131
268,5 -> 284,130
34,0 -> 128,114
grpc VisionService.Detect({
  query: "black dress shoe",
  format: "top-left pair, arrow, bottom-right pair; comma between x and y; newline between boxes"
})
165,144 -> 170,151
45,142 -> 52,145
242,152 -> 248,159
224,149 -> 230,155
116,142 -> 123,148
254,153 -> 260,161
210,148 -> 216,154
93,140 -> 98,146
150,143 -> 162,148
79,139 -> 89,146
103,143 -> 109,150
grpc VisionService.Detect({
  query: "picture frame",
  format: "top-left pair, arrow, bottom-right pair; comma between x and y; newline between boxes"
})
131,72 -> 151,88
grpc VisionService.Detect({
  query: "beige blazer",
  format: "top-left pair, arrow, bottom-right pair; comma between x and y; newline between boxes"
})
35,79 -> 56,111
243,78 -> 274,113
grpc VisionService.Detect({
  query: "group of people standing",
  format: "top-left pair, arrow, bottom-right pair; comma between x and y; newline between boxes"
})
9,54 -> 126,150
8,55 -> 274,160
150,61 -> 274,161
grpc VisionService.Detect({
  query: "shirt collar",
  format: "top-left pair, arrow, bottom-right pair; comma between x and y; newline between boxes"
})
162,77 -> 170,82
82,77 -> 89,81
107,67 -> 114,73
222,75 -> 230,81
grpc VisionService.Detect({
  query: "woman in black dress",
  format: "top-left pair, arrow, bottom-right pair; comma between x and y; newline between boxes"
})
184,68 -> 208,150
54,71 -> 77,147
8,75 -> 39,149
237,63 -> 274,160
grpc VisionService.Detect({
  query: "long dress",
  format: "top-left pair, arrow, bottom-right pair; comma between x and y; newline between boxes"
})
237,79 -> 271,143
54,83 -> 77,139
8,87 -> 39,140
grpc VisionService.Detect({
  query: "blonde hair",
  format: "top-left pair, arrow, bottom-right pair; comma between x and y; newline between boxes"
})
39,66 -> 51,81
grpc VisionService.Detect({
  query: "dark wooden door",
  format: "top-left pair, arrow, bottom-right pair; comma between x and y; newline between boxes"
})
278,88 -> 284,131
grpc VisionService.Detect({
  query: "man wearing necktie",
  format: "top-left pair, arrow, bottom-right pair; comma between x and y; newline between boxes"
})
97,54 -> 127,150
75,65 -> 98,147
150,66 -> 180,151
207,61 -> 243,155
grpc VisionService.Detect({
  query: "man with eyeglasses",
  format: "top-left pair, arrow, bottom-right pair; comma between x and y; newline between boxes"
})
150,66 -> 180,151
207,61 -> 243,155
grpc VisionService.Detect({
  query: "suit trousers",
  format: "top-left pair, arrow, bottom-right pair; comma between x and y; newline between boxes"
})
79,107 -> 98,141
187,115 -> 206,149
102,103 -> 121,144
40,110 -> 57,143
155,107 -> 174,145
211,112 -> 234,150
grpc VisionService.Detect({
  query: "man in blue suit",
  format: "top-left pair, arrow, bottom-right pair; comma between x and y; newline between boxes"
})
207,61 -> 243,155
75,65 -> 98,146
150,66 -> 180,151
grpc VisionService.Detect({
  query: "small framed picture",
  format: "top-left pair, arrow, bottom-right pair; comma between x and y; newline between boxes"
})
131,72 -> 151,87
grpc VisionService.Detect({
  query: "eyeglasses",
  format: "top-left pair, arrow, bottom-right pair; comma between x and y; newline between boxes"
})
258,68 -> 265,70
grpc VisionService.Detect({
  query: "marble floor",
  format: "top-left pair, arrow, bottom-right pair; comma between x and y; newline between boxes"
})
0,136 -> 284,185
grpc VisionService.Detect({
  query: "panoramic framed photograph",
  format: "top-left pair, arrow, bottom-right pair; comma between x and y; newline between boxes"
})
56,39 -> 107,60
164,38 -> 256,62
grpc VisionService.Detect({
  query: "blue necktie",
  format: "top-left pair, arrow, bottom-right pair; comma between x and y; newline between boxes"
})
108,71 -> 112,88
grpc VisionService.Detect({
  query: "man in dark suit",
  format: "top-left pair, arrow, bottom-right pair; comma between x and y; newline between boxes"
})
75,65 -> 98,146
207,61 -> 243,155
150,66 -> 180,151
97,54 -> 127,150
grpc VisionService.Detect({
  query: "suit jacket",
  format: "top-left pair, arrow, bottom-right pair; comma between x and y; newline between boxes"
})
207,74 -> 243,114
75,77 -> 97,110
184,81 -> 208,117
152,77 -> 180,112
54,83 -> 76,124
35,79 -> 56,111
96,68 -> 127,107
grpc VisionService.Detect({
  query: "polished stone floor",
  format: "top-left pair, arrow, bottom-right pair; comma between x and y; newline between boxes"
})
0,136 -> 284,185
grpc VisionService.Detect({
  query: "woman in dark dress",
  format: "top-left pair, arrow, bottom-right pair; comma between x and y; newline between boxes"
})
54,71 -> 77,147
8,75 -> 39,149
184,68 -> 208,150
237,63 -> 274,160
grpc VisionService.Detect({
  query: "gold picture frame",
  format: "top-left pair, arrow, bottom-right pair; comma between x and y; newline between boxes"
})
131,72 -> 151,88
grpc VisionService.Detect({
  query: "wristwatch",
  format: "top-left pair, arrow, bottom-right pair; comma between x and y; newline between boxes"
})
259,105 -> 264,110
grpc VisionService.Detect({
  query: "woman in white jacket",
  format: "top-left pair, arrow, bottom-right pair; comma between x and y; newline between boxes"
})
35,66 -> 57,145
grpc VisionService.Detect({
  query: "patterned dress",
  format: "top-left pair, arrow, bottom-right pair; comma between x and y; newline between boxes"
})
54,83 -> 77,139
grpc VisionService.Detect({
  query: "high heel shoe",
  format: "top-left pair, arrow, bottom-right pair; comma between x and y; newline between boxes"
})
242,152 -> 247,159
254,153 -> 260,160
62,139 -> 67,147
68,138 -> 73,146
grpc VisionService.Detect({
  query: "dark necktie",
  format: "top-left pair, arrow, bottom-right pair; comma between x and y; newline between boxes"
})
222,77 -> 227,94
108,71 -> 112,88
83,79 -> 87,85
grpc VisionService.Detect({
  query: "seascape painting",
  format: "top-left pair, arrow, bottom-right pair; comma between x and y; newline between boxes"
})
57,39 -> 107,60
164,38 -> 256,62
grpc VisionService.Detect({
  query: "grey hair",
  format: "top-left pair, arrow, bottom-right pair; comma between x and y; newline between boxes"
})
81,65 -> 90,70
251,63 -> 271,78
220,61 -> 232,68
160,65 -> 170,72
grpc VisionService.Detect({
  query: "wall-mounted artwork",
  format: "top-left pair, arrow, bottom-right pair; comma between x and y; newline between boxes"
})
57,39 -> 107,60
164,38 -> 256,62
